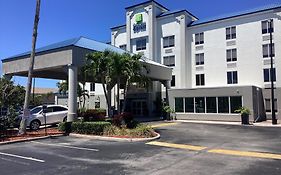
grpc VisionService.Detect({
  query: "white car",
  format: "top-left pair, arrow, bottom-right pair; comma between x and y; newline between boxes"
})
20,105 -> 68,130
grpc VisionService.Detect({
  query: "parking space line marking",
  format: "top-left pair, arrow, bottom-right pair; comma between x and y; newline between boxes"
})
151,123 -> 178,128
0,152 -> 45,163
208,149 -> 281,160
31,141 -> 99,152
146,141 -> 207,151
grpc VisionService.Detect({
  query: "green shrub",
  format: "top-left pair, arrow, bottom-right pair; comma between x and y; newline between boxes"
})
78,108 -> 106,122
129,124 -> 155,138
58,121 -> 111,135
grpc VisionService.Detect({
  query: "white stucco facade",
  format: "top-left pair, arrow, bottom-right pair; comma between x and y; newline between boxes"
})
105,0 -> 281,121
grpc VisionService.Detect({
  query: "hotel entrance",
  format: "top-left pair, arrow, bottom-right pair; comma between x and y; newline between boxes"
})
131,100 -> 148,117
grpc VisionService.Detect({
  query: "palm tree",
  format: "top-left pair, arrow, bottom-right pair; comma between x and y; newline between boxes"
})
77,85 -> 89,109
85,50 -> 114,116
19,0 -> 41,135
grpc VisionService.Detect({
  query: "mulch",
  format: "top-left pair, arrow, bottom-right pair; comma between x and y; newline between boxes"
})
0,128 -> 64,142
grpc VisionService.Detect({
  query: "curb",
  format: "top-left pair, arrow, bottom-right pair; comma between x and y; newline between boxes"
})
176,120 -> 281,128
0,134 -> 65,145
69,131 -> 160,142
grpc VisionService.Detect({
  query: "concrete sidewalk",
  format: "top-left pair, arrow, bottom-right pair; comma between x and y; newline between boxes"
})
176,119 -> 281,127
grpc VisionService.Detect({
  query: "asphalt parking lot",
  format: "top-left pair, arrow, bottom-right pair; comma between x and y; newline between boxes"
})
0,122 -> 281,175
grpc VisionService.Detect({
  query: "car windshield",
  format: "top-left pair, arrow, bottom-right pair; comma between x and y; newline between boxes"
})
30,107 -> 42,114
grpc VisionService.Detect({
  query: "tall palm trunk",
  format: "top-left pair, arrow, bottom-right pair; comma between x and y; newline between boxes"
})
101,78 -> 111,117
121,78 -> 129,113
116,77 -> 120,114
19,0 -> 41,135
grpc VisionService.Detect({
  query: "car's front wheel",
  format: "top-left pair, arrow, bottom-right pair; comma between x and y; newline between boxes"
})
30,120 -> 41,130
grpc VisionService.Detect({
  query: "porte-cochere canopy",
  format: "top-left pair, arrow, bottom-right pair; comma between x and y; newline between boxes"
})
1,36 -> 172,121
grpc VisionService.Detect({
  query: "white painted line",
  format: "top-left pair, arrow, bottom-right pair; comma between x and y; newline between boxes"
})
0,152 -> 45,163
31,141 -> 99,152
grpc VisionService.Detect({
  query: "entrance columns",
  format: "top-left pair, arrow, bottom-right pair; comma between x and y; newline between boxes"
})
67,64 -> 77,122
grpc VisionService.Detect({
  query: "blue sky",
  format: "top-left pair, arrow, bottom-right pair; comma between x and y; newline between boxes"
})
0,0 -> 280,88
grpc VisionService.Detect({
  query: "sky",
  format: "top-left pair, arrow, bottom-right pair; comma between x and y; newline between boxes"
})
0,0 -> 280,88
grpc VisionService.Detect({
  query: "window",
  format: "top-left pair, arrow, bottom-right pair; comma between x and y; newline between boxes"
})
171,75 -> 175,87
53,106 -> 68,112
195,97 -> 205,113
263,68 -> 276,82
226,49 -> 237,62
195,53 -> 204,65
196,74 -> 205,86
262,20 -> 274,34
206,97 -> 217,113
185,98 -> 194,113
226,26 -> 236,40
90,83 -> 95,92
265,99 -> 278,112
30,107 -> 42,114
136,38 -> 146,51
163,36 -> 175,48
227,71 -> 238,84
163,55 -> 175,66
119,44 -> 127,50
175,98 -> 184,112
263,44 -> 275,58
195,32 -> 204,45
218,97 -> 229,113
230,96 -> 242,113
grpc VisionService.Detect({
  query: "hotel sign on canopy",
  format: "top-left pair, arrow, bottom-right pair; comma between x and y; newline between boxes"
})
133,14 -> 146,33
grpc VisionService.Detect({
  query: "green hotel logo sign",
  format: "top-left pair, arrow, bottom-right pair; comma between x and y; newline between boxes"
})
133,13 -> 146,33
135,14 -> 143,24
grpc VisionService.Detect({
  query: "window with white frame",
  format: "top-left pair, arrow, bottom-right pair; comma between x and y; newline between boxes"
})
226,49 -> 237,62
163,35 -> 175,48
263,68 -> 276,82
195,53 -> 204,65
171,75 -> 175,87
136,38 -> 146,51
263,43 -> 275,58
226,26 -> 236,40
163,55 -> 175,67
195,32 -> 204,45
196,74 -> 205,86
227,71 -> 238,84
90,83 -> 95,92
261,20 -> 274,34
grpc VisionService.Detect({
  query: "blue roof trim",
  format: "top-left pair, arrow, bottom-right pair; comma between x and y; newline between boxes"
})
157,9 -> 198,19
190,4 -> 281,26
125,0 -> 169,11
2,37 -> 125,62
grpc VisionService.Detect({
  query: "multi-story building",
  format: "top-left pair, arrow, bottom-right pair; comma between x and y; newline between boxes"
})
107,0 -> 281,121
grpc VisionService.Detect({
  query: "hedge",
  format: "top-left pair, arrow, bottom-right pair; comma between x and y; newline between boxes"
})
58,121 -> 111,135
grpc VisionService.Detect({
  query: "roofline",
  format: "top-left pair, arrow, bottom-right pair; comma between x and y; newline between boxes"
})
190,5 -> 281,27
125,0 -> 169,11
157,10 -> 198,20
2,45 -> 74,63
110,24 -> 126,30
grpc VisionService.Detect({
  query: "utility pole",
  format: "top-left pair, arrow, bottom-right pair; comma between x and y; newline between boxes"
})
268,19 -> 277,125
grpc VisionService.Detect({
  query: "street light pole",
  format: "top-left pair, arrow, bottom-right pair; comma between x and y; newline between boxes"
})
268,19 -> 277,125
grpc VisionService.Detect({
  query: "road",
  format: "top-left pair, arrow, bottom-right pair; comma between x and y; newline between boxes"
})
0,122 -> 280,175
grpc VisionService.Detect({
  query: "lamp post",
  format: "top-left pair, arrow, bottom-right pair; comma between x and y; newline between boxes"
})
268,19 -> 277,125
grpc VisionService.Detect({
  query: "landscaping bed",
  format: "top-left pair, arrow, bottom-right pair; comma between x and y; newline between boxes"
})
58,121 -> 157,138
0,128 -> 64,143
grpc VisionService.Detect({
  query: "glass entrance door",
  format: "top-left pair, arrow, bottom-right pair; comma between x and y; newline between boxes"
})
132,100 -> 147,117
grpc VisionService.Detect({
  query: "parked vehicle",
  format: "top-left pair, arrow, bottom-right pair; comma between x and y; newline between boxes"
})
17,105 -> 68,130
